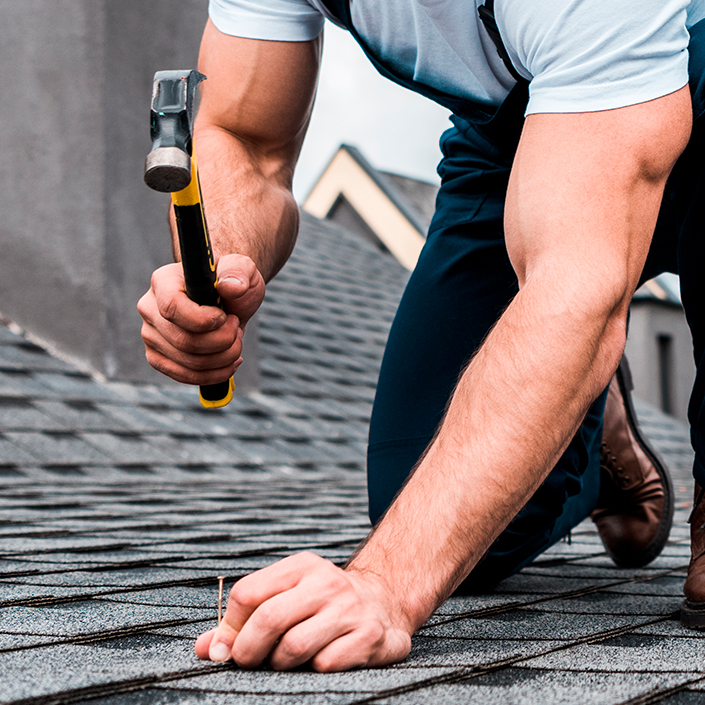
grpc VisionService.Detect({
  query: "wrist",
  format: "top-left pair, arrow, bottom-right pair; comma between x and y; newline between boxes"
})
345,556 -> 431,635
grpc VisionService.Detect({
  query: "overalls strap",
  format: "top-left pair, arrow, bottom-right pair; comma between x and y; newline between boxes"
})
477,0 -> 523,82
319,0 -> 512,123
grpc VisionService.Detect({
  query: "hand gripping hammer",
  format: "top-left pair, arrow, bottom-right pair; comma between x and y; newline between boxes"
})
144,70 -> 234,409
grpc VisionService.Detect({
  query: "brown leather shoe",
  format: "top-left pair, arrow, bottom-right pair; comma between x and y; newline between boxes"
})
591,356 -> 673,568
681,484 -> 705,629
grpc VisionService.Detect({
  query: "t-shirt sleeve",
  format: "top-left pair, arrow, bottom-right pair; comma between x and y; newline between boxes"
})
209,0 -> 324,42
497,0 -> 690,115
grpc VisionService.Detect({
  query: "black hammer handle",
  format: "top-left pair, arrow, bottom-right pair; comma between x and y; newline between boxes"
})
172,161 -> 234,408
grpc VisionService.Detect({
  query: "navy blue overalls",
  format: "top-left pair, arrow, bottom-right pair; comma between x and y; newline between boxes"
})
321,0 -> 705,588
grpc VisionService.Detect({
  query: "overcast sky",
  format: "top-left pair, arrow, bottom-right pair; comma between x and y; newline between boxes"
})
292,22 -> 451,202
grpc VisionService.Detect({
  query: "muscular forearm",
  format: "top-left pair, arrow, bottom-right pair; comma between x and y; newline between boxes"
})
165,22 -> 320,283
171,123 -> 301,283
347,278 -> 627,631
347,89 -> 692,634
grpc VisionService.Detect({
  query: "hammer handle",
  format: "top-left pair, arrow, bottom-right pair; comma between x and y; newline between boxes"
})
172,160 -> 234,409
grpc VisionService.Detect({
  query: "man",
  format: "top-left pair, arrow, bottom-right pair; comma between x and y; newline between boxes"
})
137,0 -> 705,672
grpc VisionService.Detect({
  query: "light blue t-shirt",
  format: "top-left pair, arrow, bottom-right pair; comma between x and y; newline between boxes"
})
209,0 -> 705,115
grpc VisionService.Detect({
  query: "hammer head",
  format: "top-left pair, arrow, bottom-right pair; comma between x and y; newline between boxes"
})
144,70 -> 206,193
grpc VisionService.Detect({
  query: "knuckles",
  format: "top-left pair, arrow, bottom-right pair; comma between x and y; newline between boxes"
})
292,551 -> 326,568
169,328 -> 201,354
228,578 -> 262,613
252,602 -> 284,634
361,620 -> 385,649
232,648 -> 262,670
136,293 -> 152,321
311,648 -> 365,673
158,293 -> 180,324
273,632 -> 310,667
311,653 -> 342,673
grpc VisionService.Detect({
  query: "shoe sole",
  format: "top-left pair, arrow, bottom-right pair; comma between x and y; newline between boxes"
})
607,356 -> 675,568
681,599 -> 705,630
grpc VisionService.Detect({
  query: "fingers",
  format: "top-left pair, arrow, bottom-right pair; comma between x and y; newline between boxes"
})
139,310 -> 242,385
147,263 -> 227,333
137,257 -> 266,384
138,265 -> 234,351
138,260 -> 254,385
310,628 -> 383,673
269,609 -> 358,671
140,312 -> 243,384
194,629 -> 216,660
206,553 -> 321,663
195,552 -> 412,672
312,620 -> 412,672
231,588 -> 324,668
141,341 -> 242,386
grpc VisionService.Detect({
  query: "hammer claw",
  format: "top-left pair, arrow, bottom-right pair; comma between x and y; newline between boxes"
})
143,70 -> 205,192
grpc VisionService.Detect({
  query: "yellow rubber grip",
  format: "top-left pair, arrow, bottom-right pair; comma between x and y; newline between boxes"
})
198,377 -> 235,409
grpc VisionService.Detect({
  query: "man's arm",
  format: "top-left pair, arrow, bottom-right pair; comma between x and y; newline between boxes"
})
346,87 -> 693,619
196,87 -> 692,671
137,20 -> 321,386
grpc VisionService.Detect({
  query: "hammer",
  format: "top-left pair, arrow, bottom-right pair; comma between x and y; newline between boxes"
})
144,70 -> 234,409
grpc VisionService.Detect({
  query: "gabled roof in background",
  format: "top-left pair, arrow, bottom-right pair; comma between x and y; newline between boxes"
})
303,145 -> 434,270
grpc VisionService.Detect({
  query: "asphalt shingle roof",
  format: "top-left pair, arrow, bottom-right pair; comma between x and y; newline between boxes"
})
0,214 -> 702,704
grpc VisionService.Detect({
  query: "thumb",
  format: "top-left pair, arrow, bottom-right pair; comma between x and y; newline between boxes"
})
217,273 -> 250,301
215,254 -> 266,322
216,255 -> 252,299
206,618 -> 241,663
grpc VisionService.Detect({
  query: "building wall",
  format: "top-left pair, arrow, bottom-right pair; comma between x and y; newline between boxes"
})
625,301 -> 695,424
101,0 -> 208,381
0,1 -> 259,392
0,1 -> 109,371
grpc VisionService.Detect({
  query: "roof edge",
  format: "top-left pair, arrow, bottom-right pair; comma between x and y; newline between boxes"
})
326,145 -> 431,236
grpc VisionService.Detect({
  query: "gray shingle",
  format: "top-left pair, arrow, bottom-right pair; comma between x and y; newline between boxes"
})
374,672 -> 693,705
36,400 -> 126,432
0,214 -> 701,705
5,431 -> 112,465
0,342 -> 74,373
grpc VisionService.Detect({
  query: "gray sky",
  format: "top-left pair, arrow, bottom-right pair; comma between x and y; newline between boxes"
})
292,22 -> 451,202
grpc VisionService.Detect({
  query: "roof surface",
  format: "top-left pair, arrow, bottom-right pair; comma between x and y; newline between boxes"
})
379,172 -> 439,233
0,214 -> 702,705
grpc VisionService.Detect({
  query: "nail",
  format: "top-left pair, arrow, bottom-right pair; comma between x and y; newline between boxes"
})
209,640 -> 231,662
221,275 -> 247,288
217,576 -> 224,626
